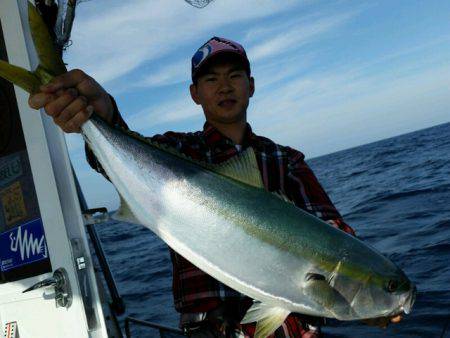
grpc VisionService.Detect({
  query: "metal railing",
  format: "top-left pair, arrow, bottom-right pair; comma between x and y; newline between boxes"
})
76,174 -> 183,337
125,317 -> 185,338
86,220 -> 126,315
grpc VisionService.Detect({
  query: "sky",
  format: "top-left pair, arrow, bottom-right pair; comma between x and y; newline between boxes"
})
63,0 -> 450,211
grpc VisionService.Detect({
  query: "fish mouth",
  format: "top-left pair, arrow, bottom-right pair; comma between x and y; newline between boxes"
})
401,285 -> 416,314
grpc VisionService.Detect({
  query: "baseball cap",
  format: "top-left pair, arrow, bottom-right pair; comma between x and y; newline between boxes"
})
191,36 -> 250,80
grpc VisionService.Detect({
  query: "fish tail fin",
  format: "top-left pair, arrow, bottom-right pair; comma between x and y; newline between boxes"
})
0,60 -> 41,93
241,301 -> 290,338
0,2 -> 66,93
28,2 -> 66,77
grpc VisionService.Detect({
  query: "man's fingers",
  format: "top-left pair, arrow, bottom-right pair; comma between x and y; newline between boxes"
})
44,88 -> 78,118
363,314 -> 403,328
390,315 -> 402,323
362,317 -> 389,328
40,69 -> 87,93
61,106 -> 93,133
30,85 -> 94,134
36,69 -> 113,123
55,89 -> 65,97
54,95 -> 88,125
28,92 -> 56,109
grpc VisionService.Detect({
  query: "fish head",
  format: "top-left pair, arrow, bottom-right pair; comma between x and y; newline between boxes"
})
325,255 -> 416,320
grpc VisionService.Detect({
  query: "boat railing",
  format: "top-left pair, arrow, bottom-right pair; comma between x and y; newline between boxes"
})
86,219 -> 126,315
82,207 -> 185,337
124,316 -> 185,337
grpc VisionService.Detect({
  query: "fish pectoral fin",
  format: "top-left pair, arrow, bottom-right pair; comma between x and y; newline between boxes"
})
304,278 -> 354,320
112,195 -> 141,225
241,301 -> 290,338
213,147 -> 264,188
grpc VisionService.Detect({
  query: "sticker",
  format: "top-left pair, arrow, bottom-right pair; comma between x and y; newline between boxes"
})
0,154 -> 22,187
0,218 -> 48,272
0,181 -> 27,226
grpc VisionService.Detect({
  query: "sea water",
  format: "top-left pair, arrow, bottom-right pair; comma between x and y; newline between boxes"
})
97,122 -> 450,337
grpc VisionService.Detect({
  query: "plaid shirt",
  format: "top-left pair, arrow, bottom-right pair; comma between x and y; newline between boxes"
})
85,101 -> 355,337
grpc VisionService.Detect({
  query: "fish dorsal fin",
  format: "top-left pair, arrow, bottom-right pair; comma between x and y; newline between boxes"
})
241,301 -> 290,338
118,126 -> 264,188
211,147 -> 264,188
112,195 -> 141,225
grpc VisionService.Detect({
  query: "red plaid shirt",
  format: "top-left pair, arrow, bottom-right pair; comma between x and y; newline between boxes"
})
86,101 -> 355,337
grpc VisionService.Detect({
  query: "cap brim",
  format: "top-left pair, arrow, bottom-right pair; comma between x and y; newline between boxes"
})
192,50 -> 250,80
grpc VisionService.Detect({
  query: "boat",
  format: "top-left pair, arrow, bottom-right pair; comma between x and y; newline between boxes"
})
0,1 -> 188,336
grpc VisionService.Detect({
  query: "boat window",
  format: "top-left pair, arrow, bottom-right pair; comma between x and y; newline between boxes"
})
0,21 -> 52,283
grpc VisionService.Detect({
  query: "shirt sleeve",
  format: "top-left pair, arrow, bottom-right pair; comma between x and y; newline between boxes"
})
284,147 -> 356,236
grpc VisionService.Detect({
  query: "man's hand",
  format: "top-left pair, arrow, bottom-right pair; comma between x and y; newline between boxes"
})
362,315 -> 402,329
28,69 -> 114,133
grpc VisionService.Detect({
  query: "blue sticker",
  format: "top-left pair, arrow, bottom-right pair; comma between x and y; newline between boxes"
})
0,218 -> 49,272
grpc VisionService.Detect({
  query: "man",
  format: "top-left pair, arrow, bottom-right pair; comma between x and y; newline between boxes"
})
29,37 -> 401,337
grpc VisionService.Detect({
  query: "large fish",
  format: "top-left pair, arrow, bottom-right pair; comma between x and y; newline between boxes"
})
1,3 -> 416,337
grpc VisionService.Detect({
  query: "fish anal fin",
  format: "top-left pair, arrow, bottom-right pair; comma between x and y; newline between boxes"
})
112,195 -> 141,225
212,147 -> 264,188
241,301 -> 290,338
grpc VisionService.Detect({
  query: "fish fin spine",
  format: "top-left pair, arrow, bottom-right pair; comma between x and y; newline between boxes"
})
272,191 -> 295,204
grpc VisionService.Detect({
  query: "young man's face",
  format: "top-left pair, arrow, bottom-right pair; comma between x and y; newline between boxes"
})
190,57 -> 255,125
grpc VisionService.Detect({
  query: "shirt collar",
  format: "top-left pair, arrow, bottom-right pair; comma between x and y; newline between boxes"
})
202,121 -> 255,148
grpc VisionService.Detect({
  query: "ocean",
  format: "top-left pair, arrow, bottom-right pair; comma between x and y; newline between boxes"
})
96,122 -> 450,337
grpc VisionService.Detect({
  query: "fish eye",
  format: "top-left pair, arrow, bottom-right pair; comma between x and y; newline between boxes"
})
387,279 -> 399,293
